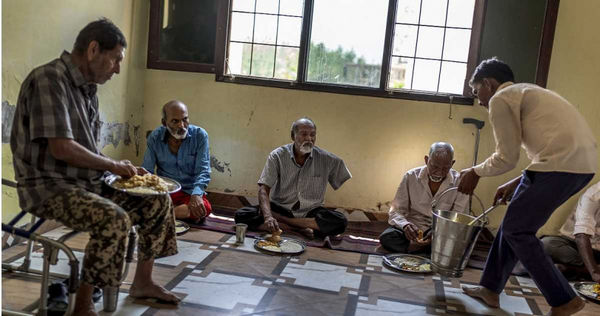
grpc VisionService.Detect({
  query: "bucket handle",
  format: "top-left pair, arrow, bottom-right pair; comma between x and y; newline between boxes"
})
431,187 -> 485,216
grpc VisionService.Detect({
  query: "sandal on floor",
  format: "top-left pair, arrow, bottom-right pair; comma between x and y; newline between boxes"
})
47,282 -> 68,316
92,286 -> 103,303
61,278 -> 103,303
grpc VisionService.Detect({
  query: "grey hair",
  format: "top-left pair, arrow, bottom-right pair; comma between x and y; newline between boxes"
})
290,117 -> 316,138
428,142 -> 454,160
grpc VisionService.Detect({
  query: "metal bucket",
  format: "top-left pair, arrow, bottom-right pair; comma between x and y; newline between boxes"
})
430,188 -> 486,278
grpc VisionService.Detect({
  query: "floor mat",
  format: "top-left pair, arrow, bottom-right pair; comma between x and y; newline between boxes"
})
190,205 -> 495,262
185,207 -> 388,255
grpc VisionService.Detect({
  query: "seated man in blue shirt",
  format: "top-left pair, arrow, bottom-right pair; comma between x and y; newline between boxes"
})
142,100 -> 212,222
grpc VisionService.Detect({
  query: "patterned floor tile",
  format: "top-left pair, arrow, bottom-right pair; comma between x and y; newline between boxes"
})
5,227 -> 600,316
355,298 -> 429,316
154,240 -> 213,268
7,248 -> 85,276
95,290 -> 150,316
172,271 -> 269,310
446,285 -> 533,315
280,260 -> 362,293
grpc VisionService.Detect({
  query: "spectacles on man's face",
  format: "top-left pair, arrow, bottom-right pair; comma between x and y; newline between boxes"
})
471,83 -> 483,98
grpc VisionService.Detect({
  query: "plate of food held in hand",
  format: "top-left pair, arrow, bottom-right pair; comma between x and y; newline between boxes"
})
382,254 -> 432,273
254,229 -> 306,255
573,282 -> 600,302
105,173 -> 181,196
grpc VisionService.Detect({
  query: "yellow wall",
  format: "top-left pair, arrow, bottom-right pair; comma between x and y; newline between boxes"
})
1,0 -> 147,224
2,0 -> 599,236
140,0 -> 600,234
540,0 -> 600,235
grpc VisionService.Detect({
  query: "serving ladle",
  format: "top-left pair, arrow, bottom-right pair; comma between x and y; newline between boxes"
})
467,201 -> 505,226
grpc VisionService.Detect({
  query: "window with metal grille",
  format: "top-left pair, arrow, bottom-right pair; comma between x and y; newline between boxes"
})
224,0 -> 478,103
390,0 -> 475,94
147,0 -> 560,105
228,0 -> 304,80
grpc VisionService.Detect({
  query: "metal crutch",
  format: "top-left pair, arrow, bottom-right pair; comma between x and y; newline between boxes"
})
462,118 -> 485,215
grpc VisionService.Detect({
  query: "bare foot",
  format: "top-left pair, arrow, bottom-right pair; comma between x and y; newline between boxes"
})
73,282 -> 97,315
548,296 -> 585,316
297,227 -> 314,239
407,241 -> 426,253
129,281 -> 181,304
462,285 -> 500,308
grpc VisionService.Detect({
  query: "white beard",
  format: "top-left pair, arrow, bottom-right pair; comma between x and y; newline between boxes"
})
298,143 -> 313,155
168,126 -> 187,140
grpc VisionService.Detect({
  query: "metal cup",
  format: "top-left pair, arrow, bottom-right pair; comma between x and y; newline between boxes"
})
103,286 -> 119,312
235,223 -> 248,244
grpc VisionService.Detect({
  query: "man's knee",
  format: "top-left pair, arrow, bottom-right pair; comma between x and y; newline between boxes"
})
542,236 -> 559,255
315,209 -> 347,236
379,227 -> 409,252
156,194 -> 173,212
234,206 -> 263,229
541,236 -> 582,265
104,208 -> 132,238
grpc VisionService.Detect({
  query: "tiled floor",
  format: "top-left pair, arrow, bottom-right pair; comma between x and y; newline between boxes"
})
2,227 -> 600,316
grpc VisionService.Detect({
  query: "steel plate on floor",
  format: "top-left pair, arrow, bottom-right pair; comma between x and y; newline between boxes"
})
382,254 -> 432,273
254,236 -> 306,255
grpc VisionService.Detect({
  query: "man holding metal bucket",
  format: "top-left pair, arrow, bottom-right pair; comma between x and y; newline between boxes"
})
458,57 -> 596,316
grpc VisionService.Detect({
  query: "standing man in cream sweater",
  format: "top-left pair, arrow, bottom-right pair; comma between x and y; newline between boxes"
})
458,58 -> 597,316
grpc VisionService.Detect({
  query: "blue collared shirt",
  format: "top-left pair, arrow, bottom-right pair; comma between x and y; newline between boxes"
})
142,125 -> 211,196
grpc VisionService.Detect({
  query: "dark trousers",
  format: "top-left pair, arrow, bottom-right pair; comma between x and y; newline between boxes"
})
480,171 -> 593,307
379,226 -> 431,254
234,202 -> 348,237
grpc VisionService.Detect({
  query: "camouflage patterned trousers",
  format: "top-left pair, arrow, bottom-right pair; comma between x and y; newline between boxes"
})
33,186 -> 178,288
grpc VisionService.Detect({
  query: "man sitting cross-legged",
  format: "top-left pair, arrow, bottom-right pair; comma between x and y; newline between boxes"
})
541,181 -> 600,282
379,142 -> 469,254
234,117 -> 352,239
142,100 -> 212,222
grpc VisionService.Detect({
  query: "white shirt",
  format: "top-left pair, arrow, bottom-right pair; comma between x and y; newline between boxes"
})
474,82 -> 597,177
388,166 -> 469,231
559,182 -> 600,251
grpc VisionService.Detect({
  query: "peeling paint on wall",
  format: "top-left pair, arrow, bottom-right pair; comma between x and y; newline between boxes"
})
2,101 -> 16,143
210,156 -> 232,176
99,121 -> 128,149
246,110 -> 254,127
97,121 -> 141,155
133,125 -> 141,156
2,100 -> 140,154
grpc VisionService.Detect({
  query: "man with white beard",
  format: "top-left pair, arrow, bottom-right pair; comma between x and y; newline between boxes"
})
379,142 -> 469,254
143,100 -> 212,222
235,117 -> 352,238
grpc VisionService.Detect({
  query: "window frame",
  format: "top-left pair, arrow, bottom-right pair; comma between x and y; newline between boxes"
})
147,0 -> 559,106
146,0 -> 221,73
216,0 -> 482,105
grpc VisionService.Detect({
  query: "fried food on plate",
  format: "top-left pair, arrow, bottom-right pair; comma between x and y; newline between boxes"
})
113,174 -> 169,193
267,229 -> 283,243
